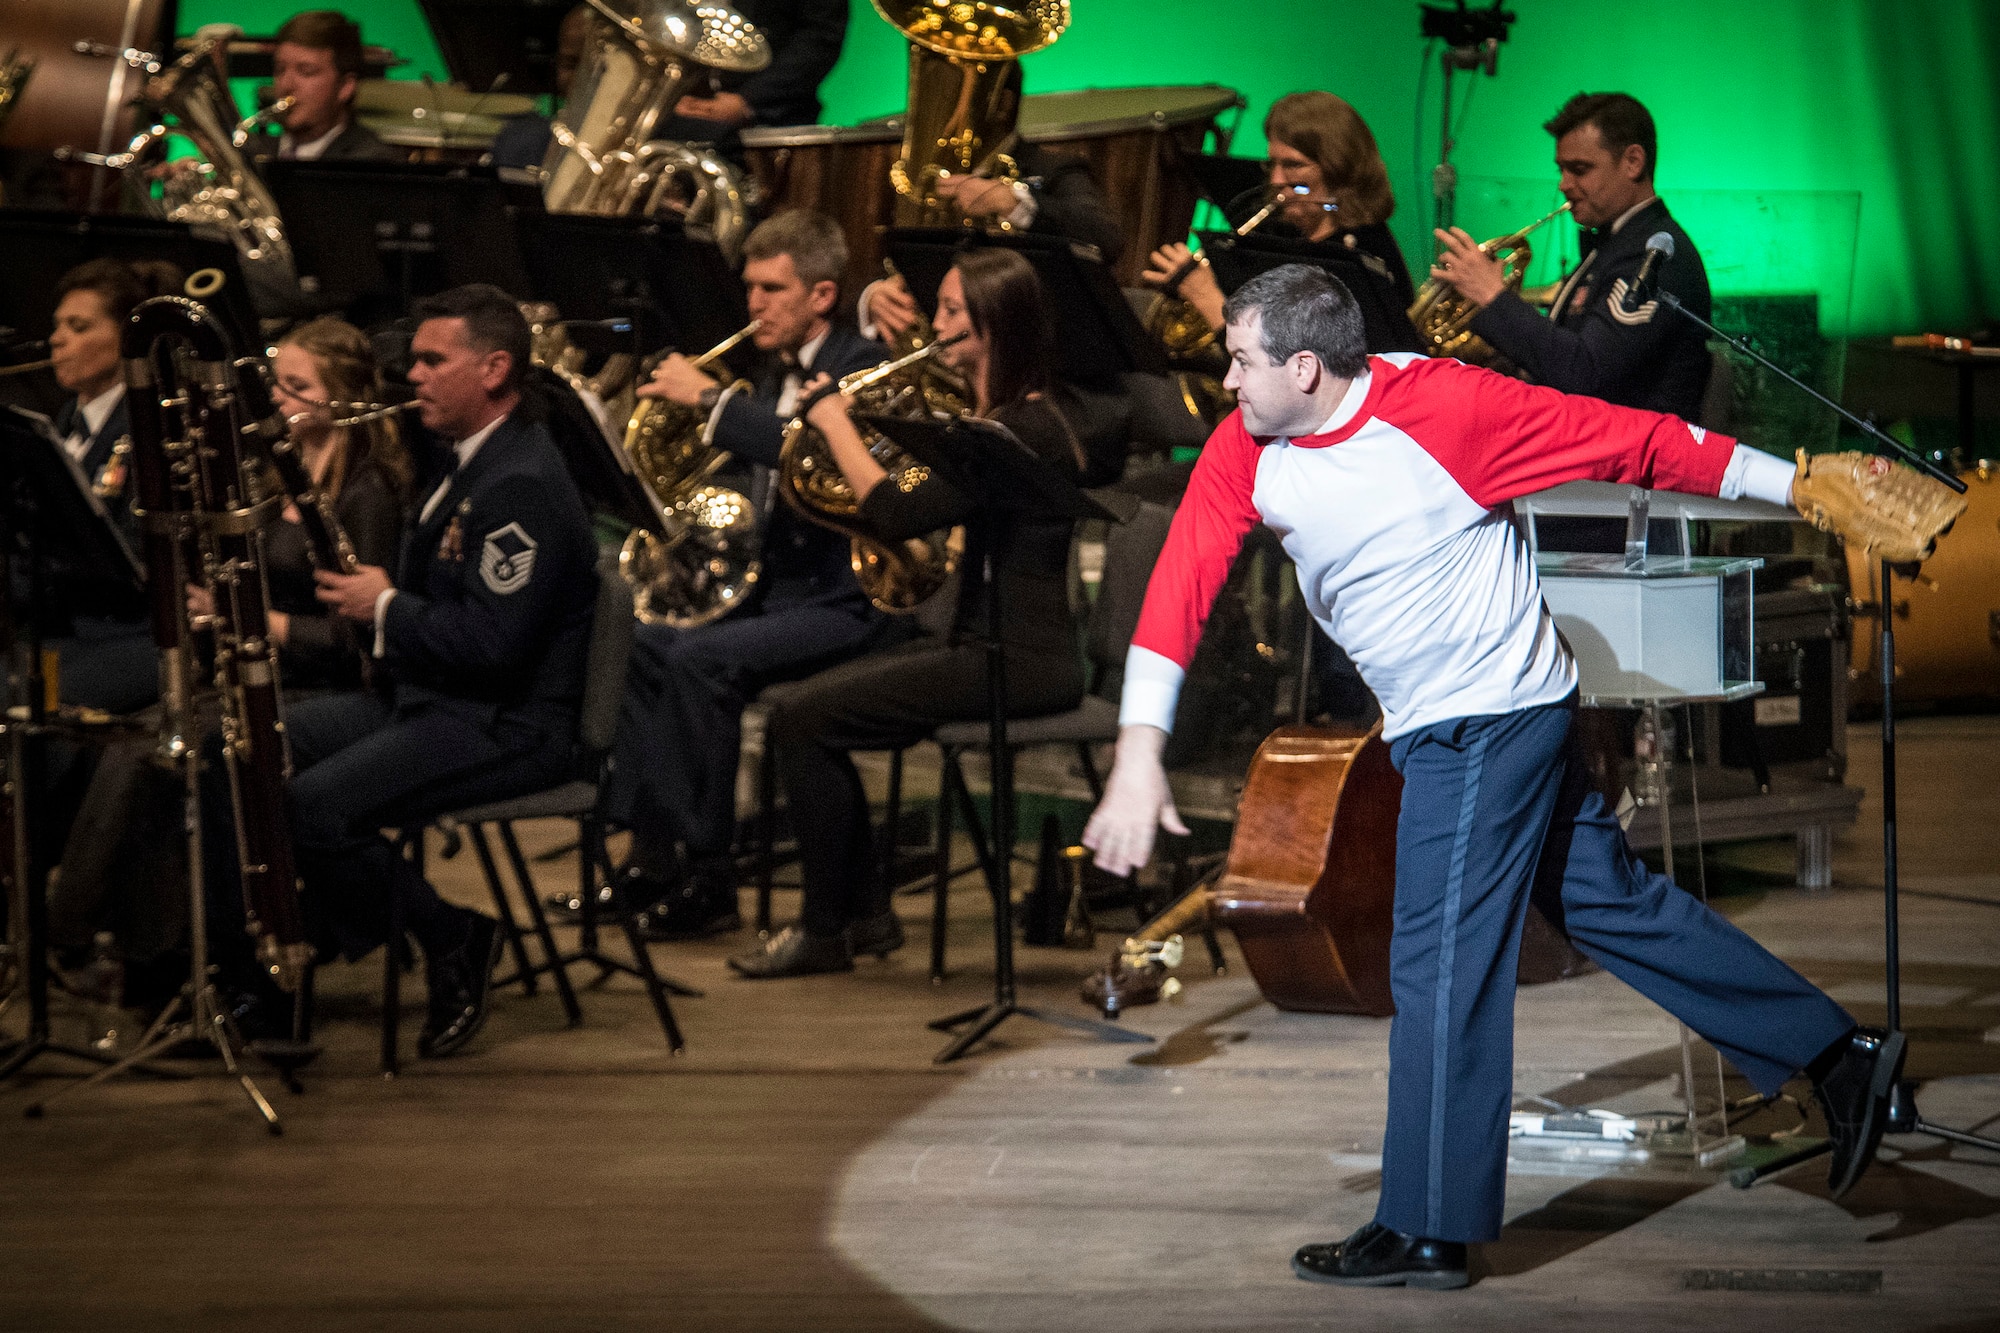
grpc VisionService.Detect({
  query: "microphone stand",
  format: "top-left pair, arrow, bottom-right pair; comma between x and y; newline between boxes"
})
1647,290 -> 1999,1178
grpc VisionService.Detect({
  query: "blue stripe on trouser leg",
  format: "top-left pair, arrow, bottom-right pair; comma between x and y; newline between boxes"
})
1376,701 -> 1574,1244
1530,729 -> 1853,1097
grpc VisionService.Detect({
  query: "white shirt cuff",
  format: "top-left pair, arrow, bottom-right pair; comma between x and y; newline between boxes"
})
372,588 -> 396,659
1719,444 -> 1795,507
703,382 -> 746,446
1004,179 -> 1037,231
1118,644 -> 1186,734
856,279 -> 884,342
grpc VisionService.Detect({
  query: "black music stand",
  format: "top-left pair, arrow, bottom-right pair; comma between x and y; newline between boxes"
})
863,412 -> 1154,1063
264,161 -> 541,323
886,228 -> 1171,380
1187,154 -> 1270,227
1203,231 -> 1426,354
0,406 -> 153,1086
421,0 -> 574,96
512,212 -> 750,359
0,211 -> 259,352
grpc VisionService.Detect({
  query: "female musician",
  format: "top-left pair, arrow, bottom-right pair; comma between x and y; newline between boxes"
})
734,248 -> 1088,979
1144,91 -> 1415,335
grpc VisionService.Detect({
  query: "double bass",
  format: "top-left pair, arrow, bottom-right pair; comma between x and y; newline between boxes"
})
1084,721 -> 1592,1017
1085,724 -> 1401,1018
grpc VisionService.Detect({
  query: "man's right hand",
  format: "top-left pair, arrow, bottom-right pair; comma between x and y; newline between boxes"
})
1081,725 -> 1189,877
638,352 -> 718,407
865,274 -> 920,340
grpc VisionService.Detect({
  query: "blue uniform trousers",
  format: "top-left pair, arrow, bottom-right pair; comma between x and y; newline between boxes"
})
1375,696 -> 1853,1243
606,590 -> 905,860
278,692 -> 577,960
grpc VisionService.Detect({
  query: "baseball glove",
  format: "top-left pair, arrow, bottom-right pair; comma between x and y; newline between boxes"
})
1790,449 -> 1967,563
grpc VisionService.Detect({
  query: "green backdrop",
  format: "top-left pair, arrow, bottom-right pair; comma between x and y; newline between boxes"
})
180,0 -> 1999,338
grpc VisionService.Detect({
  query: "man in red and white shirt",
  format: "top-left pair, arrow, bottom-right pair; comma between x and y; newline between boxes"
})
1082,264 -> 1898,1291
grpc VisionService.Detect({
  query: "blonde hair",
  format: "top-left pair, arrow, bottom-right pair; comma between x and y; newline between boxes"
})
1264,92 -> 1395,228
278,317 -> 410,499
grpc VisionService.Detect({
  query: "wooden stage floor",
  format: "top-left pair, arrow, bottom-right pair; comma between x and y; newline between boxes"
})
3,717 -> 1997,1331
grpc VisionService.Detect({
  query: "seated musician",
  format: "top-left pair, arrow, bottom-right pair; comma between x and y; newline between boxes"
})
1082,263 -> 1891,1290
248,10 -> 397,163
43,258 -> 183,714
861,68 -> 1126,349
191,317 -> 409,689
602,209 -> 905,937
494,0 -> 848,168
53,318 -> 408,1015
1428,92 -> 1713,418
242,285 -> 597,1058
1143,91 -> 1414,343
737,247 -> 1097,978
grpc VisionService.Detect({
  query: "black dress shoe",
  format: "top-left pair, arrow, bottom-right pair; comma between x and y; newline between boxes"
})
1292,1222 -> 1469,1289
727,926 -> 852,979
847,909 -> 905,959
543,865 -> 655,924
418,913 -> 503,1059
1813,1024 -> 1906,1198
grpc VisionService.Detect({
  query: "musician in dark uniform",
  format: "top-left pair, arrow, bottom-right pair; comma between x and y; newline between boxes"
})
1431,92 -> 1713,419
739,247 -> 1102,978
43,258 -> 182,713
604,209 -> 904,937
246,10 -> 397,163
283,285 -> 597,1057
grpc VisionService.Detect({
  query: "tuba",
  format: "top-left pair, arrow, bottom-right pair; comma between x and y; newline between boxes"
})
617,320 -> 766,627
1408,200 -> 1571,363
874,0 -> 1069,227
544,0 -> 769,260
123,297 -> 311,991
60,38 -> 295,291
777,334 -> 966,613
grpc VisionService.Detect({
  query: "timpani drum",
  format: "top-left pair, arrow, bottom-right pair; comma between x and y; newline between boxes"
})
0,0 -> 176,208
1017,84 -> 1243,285
1846,463 -> 2000,704
744,84 -> 1241,295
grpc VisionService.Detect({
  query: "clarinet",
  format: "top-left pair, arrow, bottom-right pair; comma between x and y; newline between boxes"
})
124,297 -> 312,991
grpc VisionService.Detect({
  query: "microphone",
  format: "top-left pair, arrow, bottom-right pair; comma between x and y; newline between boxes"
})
1621,231 -> 1674,313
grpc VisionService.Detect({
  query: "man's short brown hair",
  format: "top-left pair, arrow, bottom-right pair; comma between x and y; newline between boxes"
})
1544,92 -> 1657,180
741,209 -> 848,293
275,10 -> 366,80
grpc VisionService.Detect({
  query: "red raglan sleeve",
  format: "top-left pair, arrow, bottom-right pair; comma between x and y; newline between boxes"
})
1129,413 -> 1264,670
1385,358 -> 1737,508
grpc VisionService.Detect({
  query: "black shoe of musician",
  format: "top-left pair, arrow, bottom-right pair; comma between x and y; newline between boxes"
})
847,909 -> 906,960
727,926 -> 852,979
1812,1024 -> 1907,1198
1292,1222 -> 1470,1290
418,913 -> 503,1059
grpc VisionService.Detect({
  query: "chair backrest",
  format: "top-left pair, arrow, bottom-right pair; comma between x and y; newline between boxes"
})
578,554 -> 636,757
1085,499 -> 1176,680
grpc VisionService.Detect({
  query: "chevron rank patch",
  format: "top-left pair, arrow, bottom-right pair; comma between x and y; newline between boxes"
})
1606,278 -> 1658,326
480,521 -> 537,595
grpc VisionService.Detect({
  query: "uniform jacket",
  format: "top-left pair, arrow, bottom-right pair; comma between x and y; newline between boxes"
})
1467,198 -> 1713,419
54,390 -> 137,545
381,411 -> 597,732
247,118 -> 399,164
726,0 -> 849,128
1013,143 -> 1126,265
710,320 -> 887,604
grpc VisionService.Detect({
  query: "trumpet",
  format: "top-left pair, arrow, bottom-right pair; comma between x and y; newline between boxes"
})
777,333 -> 967,613
1409,199 -> 1572,363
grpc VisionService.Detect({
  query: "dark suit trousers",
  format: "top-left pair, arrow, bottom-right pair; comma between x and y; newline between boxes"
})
250,692 -> 575,962
607,591 -> 905,861
763,635 -> 1083,937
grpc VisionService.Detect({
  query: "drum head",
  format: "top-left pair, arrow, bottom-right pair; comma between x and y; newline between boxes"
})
1019,84 -> 1243,141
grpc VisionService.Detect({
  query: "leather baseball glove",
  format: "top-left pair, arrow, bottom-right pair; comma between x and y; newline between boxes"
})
1791,449 -> 1966,563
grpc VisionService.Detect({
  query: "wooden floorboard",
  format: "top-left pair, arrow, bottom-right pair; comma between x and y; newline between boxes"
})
3,718 -> 1998,1331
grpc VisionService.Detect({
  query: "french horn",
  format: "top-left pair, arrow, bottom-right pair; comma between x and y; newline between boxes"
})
1408,200 -> 1572,363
